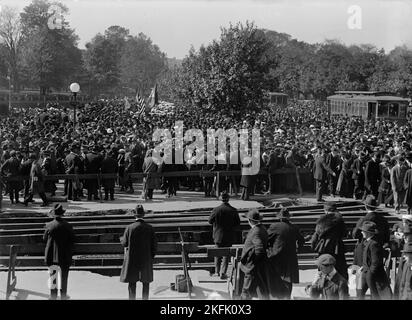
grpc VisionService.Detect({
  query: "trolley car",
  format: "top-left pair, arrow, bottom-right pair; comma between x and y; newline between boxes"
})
266,92 -> 288,107
327,91 -> 409,122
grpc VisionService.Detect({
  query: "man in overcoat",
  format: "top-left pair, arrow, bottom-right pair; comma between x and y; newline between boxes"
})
364,152 -> 382,199
120,205 -> 157,300
43,204 -> 75,300
142,150 -> 160,200
394,242 -> 412,300
240,209 -> 269,300
403,153 -> 412,214
391,156 -> 408,214
1,150 -> 22,204
312,147 -> 335,202
208,191 -> 240,279
359,221 -> 392,300
101,150 -> 118,200
84,145 -> 103,200
24,154 -> 48,207
267,208 -> 305,299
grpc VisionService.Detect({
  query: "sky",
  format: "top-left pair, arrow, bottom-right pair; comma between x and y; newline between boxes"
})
1,0 -> 411,58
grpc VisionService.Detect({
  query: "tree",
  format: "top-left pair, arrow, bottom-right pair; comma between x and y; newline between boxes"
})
19,0 -> 82,92
0,6 -> 23,90
83,26 -> 130,95
175,22 -> 274,117
119,33 -> 166,97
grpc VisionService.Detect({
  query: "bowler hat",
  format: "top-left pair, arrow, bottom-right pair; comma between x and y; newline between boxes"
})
402,242 -> 412,253
316,254 -> 336,267
364,195 -> 378,208
360,221 -> 378,234
243,208 -> 262,222
134,205 -> 145,218
49,203 -> 66,217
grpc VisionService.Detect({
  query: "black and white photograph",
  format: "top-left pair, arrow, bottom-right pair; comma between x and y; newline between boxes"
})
0,0 -> 411,309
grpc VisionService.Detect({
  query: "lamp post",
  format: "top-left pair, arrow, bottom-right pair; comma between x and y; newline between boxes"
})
69,82 -> 80,131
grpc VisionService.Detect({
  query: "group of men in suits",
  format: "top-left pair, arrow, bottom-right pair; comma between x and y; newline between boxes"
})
312,145 -> 412,215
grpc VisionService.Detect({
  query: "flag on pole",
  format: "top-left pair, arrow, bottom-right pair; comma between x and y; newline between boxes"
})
146,84 -> 158,112
136,90 -> 146,116
124,96 -> 131,110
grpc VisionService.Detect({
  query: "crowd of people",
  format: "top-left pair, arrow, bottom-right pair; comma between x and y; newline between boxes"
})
43,194 -> 412,300
2,98 -> 412,209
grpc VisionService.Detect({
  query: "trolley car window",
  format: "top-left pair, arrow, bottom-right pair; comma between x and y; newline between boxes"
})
378,104 -> 388,117
388,103 -> 399,117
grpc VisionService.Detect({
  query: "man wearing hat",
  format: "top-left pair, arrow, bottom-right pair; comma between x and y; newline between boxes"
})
1,150 -> 22,204
120,205 -> 157,300
65,144 -> 82,201
43,204 -> 75,300
359,221 -> 392,300
313,147 -> 336,203
305,254 -> 349,300
239,209 -> 269,300
84,144 -> 103,201
391,156 -> 408,214
394,242 -> 412,300
266,208 -> 305,299
353,195 -> 390,247
310,203 -> 348,280
208,191 -> 241,279
364,152 -> 382,199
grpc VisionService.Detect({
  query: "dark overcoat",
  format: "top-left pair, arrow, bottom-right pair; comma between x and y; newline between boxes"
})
310,213 -> 348,279
208,202 -> 240,245
403,168 -> 412,208
312,155 -> 333,181
352,211 -> 390,246
267,219 -> 305,284
362,237 -> 392,298
101,155 -> 118,189
240,224 -> 268,274
142,157 -> 160,190
120,220 -> 157,283
43,217 -> 75,267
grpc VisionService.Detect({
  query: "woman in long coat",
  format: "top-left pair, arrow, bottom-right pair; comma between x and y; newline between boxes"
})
142,150 -> 160,200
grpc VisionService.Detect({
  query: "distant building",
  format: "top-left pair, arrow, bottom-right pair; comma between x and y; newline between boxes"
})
327,91 -> 409,122
266,92 -> 288,107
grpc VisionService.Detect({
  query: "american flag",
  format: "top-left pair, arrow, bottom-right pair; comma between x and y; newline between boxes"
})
136,91 -> 146,116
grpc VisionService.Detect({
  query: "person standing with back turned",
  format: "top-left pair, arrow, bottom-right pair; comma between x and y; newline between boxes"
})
120,205 -> 157,300
208,191 -> 241,280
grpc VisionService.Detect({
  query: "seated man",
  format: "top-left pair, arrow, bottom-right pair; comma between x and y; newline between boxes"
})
306,254 -> 349,300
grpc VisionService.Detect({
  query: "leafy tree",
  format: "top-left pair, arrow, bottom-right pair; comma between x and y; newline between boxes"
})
175,22 -> 274,117
119,33 -> 166,97
19,0 -> 82,92
0,6 -> 23,91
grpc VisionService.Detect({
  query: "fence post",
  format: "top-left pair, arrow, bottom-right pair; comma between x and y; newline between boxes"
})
295,167 -> 303,196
